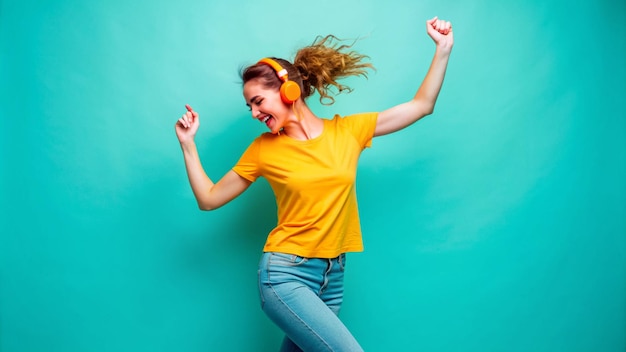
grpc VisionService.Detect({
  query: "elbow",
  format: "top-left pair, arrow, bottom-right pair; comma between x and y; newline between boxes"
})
195,188 -> 222,211
197,200 -> 219,211
423,101 -> 436,116
411,99 -> 435,119
416,106 -> 434,120
198,204 -> 213,211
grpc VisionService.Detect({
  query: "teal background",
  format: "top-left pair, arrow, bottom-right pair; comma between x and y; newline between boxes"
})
1,0 -> 625,351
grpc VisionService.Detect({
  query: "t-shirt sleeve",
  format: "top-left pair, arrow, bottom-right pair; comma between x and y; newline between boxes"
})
340,112 -> 378,149
232,136 -> 262,182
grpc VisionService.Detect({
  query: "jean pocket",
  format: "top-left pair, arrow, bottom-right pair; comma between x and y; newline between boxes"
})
268,252 -> 308,266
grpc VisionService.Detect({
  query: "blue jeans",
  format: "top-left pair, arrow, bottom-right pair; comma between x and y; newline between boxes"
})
258,252 -> 363,352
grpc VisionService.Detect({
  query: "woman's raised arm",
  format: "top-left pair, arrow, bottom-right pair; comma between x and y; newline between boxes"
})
375,17 -> 454,137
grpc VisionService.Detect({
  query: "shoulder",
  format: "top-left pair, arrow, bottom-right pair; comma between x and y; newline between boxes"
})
329,112 -> 379,148
239,132 -> 275,156
333,112 -> 379,128
252,132 -> 280,144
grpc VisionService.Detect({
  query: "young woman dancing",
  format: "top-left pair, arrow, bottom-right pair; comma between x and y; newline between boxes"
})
175,16 -> 453,352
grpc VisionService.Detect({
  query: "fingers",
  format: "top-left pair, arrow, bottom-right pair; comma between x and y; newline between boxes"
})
177,113 -> 193,129
177,104 -> 199,129
427,16 -> 452,35
185,104 -> 199,118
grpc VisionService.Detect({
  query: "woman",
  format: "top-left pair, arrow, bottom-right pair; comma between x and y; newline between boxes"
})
175,16 -> 453,352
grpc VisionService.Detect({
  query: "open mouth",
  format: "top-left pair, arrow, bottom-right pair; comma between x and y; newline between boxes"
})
260,115 -> 274,128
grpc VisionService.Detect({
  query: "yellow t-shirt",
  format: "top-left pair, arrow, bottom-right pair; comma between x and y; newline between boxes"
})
232,112 -> 378,258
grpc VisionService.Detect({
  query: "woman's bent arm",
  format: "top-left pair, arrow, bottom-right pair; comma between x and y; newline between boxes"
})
180,141 -> 251,210
176,105 -> 251,210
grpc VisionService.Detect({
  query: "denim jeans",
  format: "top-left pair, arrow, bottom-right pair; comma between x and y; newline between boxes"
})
258,252 -> 363,352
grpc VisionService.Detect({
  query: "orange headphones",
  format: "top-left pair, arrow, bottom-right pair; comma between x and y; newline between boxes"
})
257,58 -> 301,104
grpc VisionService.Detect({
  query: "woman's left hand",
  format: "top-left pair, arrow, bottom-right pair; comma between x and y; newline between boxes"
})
427,17 -> 454,51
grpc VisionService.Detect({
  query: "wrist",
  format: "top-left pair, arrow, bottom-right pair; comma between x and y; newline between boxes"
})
435,44 -> 452,55
180,140 -> 197,152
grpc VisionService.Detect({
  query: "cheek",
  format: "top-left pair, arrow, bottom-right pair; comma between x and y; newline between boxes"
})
275,104 -> 292,120
267,97 -> 288,112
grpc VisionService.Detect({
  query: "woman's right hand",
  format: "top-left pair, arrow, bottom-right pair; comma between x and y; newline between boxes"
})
175,104 -> 200,144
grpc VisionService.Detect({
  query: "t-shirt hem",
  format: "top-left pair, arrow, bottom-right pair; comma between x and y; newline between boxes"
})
262,245 -> 364,259
231,168 -> 256,183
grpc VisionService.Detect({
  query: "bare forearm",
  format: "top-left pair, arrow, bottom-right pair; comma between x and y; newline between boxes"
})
413,47 -> 451,114
180,141 -> 215,209
375,47 -> 452,136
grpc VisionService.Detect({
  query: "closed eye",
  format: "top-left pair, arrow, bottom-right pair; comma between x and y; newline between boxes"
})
247,95 -> 263,111
250,98 -> 263,111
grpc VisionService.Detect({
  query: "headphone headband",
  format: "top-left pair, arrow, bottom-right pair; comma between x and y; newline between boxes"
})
258,58 -> 289,82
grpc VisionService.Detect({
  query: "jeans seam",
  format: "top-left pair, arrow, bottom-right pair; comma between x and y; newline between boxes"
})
257,269 -> 265,308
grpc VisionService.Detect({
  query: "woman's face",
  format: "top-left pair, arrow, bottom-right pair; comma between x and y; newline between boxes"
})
243,79 -> 290,134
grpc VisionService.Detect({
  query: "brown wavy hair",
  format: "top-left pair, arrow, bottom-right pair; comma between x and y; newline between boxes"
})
241,35 -> 374,105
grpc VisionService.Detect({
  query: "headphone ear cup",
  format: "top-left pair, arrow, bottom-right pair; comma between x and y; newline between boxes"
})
280,81 -> 301,104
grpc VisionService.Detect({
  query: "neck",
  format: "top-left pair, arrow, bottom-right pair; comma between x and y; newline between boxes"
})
282,101 -> 323,140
